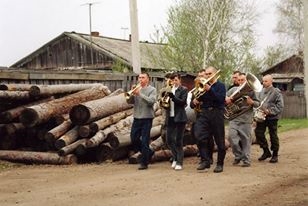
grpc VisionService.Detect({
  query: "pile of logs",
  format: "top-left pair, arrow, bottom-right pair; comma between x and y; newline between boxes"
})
0,83 -> 233,166
0,83 -> 200,165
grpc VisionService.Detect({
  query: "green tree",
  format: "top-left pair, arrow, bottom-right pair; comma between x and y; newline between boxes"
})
158,0 -> 260,79
274,0 -> 304,53
261,45 -> 287,70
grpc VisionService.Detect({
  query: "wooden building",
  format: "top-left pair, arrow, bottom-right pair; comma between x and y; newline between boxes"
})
1,31 -> 196,92
261,52 -> 304,92
261,52 -> 306,118
11,31 -> 167,72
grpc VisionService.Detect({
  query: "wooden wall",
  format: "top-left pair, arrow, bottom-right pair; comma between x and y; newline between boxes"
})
281,92 -> 306,118
15,37 -> 114,69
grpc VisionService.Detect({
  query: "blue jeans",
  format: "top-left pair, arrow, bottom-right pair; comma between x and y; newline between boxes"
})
130,118 -> 153,166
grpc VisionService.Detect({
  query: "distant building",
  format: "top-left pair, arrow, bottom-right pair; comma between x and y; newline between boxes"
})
261,52 -> 304,92
11,31 -> 167,72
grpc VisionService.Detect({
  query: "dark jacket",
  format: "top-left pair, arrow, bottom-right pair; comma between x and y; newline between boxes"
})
166,85 -> 188,123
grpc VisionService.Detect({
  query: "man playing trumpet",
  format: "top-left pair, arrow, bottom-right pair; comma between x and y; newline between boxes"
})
126,72 -> 157,170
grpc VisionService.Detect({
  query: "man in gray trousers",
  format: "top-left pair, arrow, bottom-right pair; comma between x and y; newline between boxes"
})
225,73 -> 260,167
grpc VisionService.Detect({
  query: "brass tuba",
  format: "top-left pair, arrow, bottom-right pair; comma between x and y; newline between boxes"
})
194,69 -> 221,99
124,83 -> 141,100
224,73 -> 262,120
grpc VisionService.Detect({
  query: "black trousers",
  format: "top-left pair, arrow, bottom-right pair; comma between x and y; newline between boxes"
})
255,119 -> 279,152
194,108 -> 226,166
166,117 -> 186,165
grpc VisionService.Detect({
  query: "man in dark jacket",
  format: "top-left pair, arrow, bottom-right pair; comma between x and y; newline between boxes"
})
165,72 -> 188,171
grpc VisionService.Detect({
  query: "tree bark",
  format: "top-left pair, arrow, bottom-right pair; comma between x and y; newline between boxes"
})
95,143 -> 129,163
0,91 -> 30,101
85,127 -> 113,148
3,123 -> 25,136
151,145 -> 198,162
20,85 -> 110,127
58,138 -> 87,156
0,83 -> 33,91
0,150 -> 77,164
45,120 -> 73,143
89,108 -> 133,134
69,91 -> 133,125
150,136 -> 165,151
108,124 -> 162,149
29,83 -> 104,97
54,126 -> 79,150
0,96 -> 54,124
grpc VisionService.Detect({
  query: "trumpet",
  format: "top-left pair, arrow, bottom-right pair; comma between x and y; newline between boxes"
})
194,69 -> 221,98
124,83 -> 141,100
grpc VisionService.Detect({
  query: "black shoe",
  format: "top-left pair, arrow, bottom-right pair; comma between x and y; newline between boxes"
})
241,162 -> 251,167
197,161 -> 210,170
269,156 -> 278,163
213,165 -> 223,173
258,149 -> 272,161
232,159 -> 241,165
138,164 -> 148,170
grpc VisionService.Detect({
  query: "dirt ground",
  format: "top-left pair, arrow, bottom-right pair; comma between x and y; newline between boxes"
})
0,128 -> 307,206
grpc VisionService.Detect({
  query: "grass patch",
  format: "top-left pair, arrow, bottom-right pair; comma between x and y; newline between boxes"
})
0,161 -> 23,172
278,118 -> 308,133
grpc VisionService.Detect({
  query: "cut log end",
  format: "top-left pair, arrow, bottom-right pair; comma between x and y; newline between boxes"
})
44,132 -> 56,143
29,86 -> 41,97
54,139 -> 66,150
69,105 -> 91,125
108,133 -> 120,149
75,144 -> 87,156
20,108 -> 39,127
0,84 -> 9,90
89,123 -> 99,134
78,126 -> 90,138
0,112 -> 13,124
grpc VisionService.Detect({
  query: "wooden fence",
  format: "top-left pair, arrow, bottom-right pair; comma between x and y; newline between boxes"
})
0,69 -> 166,92
0,69 -> 306,118
281,91 -> 306,119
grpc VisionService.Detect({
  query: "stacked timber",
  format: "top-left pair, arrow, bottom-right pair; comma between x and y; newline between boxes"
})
0,83 -> 222,165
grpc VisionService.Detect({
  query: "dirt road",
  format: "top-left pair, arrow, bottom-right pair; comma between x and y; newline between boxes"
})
0,128 -> 307,206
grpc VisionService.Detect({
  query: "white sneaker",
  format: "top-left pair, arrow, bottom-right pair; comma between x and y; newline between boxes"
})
171,161 -> 177,168
174,165 -> 183,170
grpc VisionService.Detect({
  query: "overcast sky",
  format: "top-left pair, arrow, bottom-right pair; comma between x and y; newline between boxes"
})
0,0 -> 279,67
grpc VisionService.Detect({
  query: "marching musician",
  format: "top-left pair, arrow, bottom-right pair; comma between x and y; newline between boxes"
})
192,66 -> 226,173
165,72 -> 188,170
126,72 -> 157,170
255,74 -> 284,163
159,72 -> 173,144
225,72 -> 260,167
189,68 -> 214,165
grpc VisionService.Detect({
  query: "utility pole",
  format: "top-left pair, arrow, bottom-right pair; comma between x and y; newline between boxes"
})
82,2 -> 100,66
304,0 -> 308,118
129,0 -> 141,74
